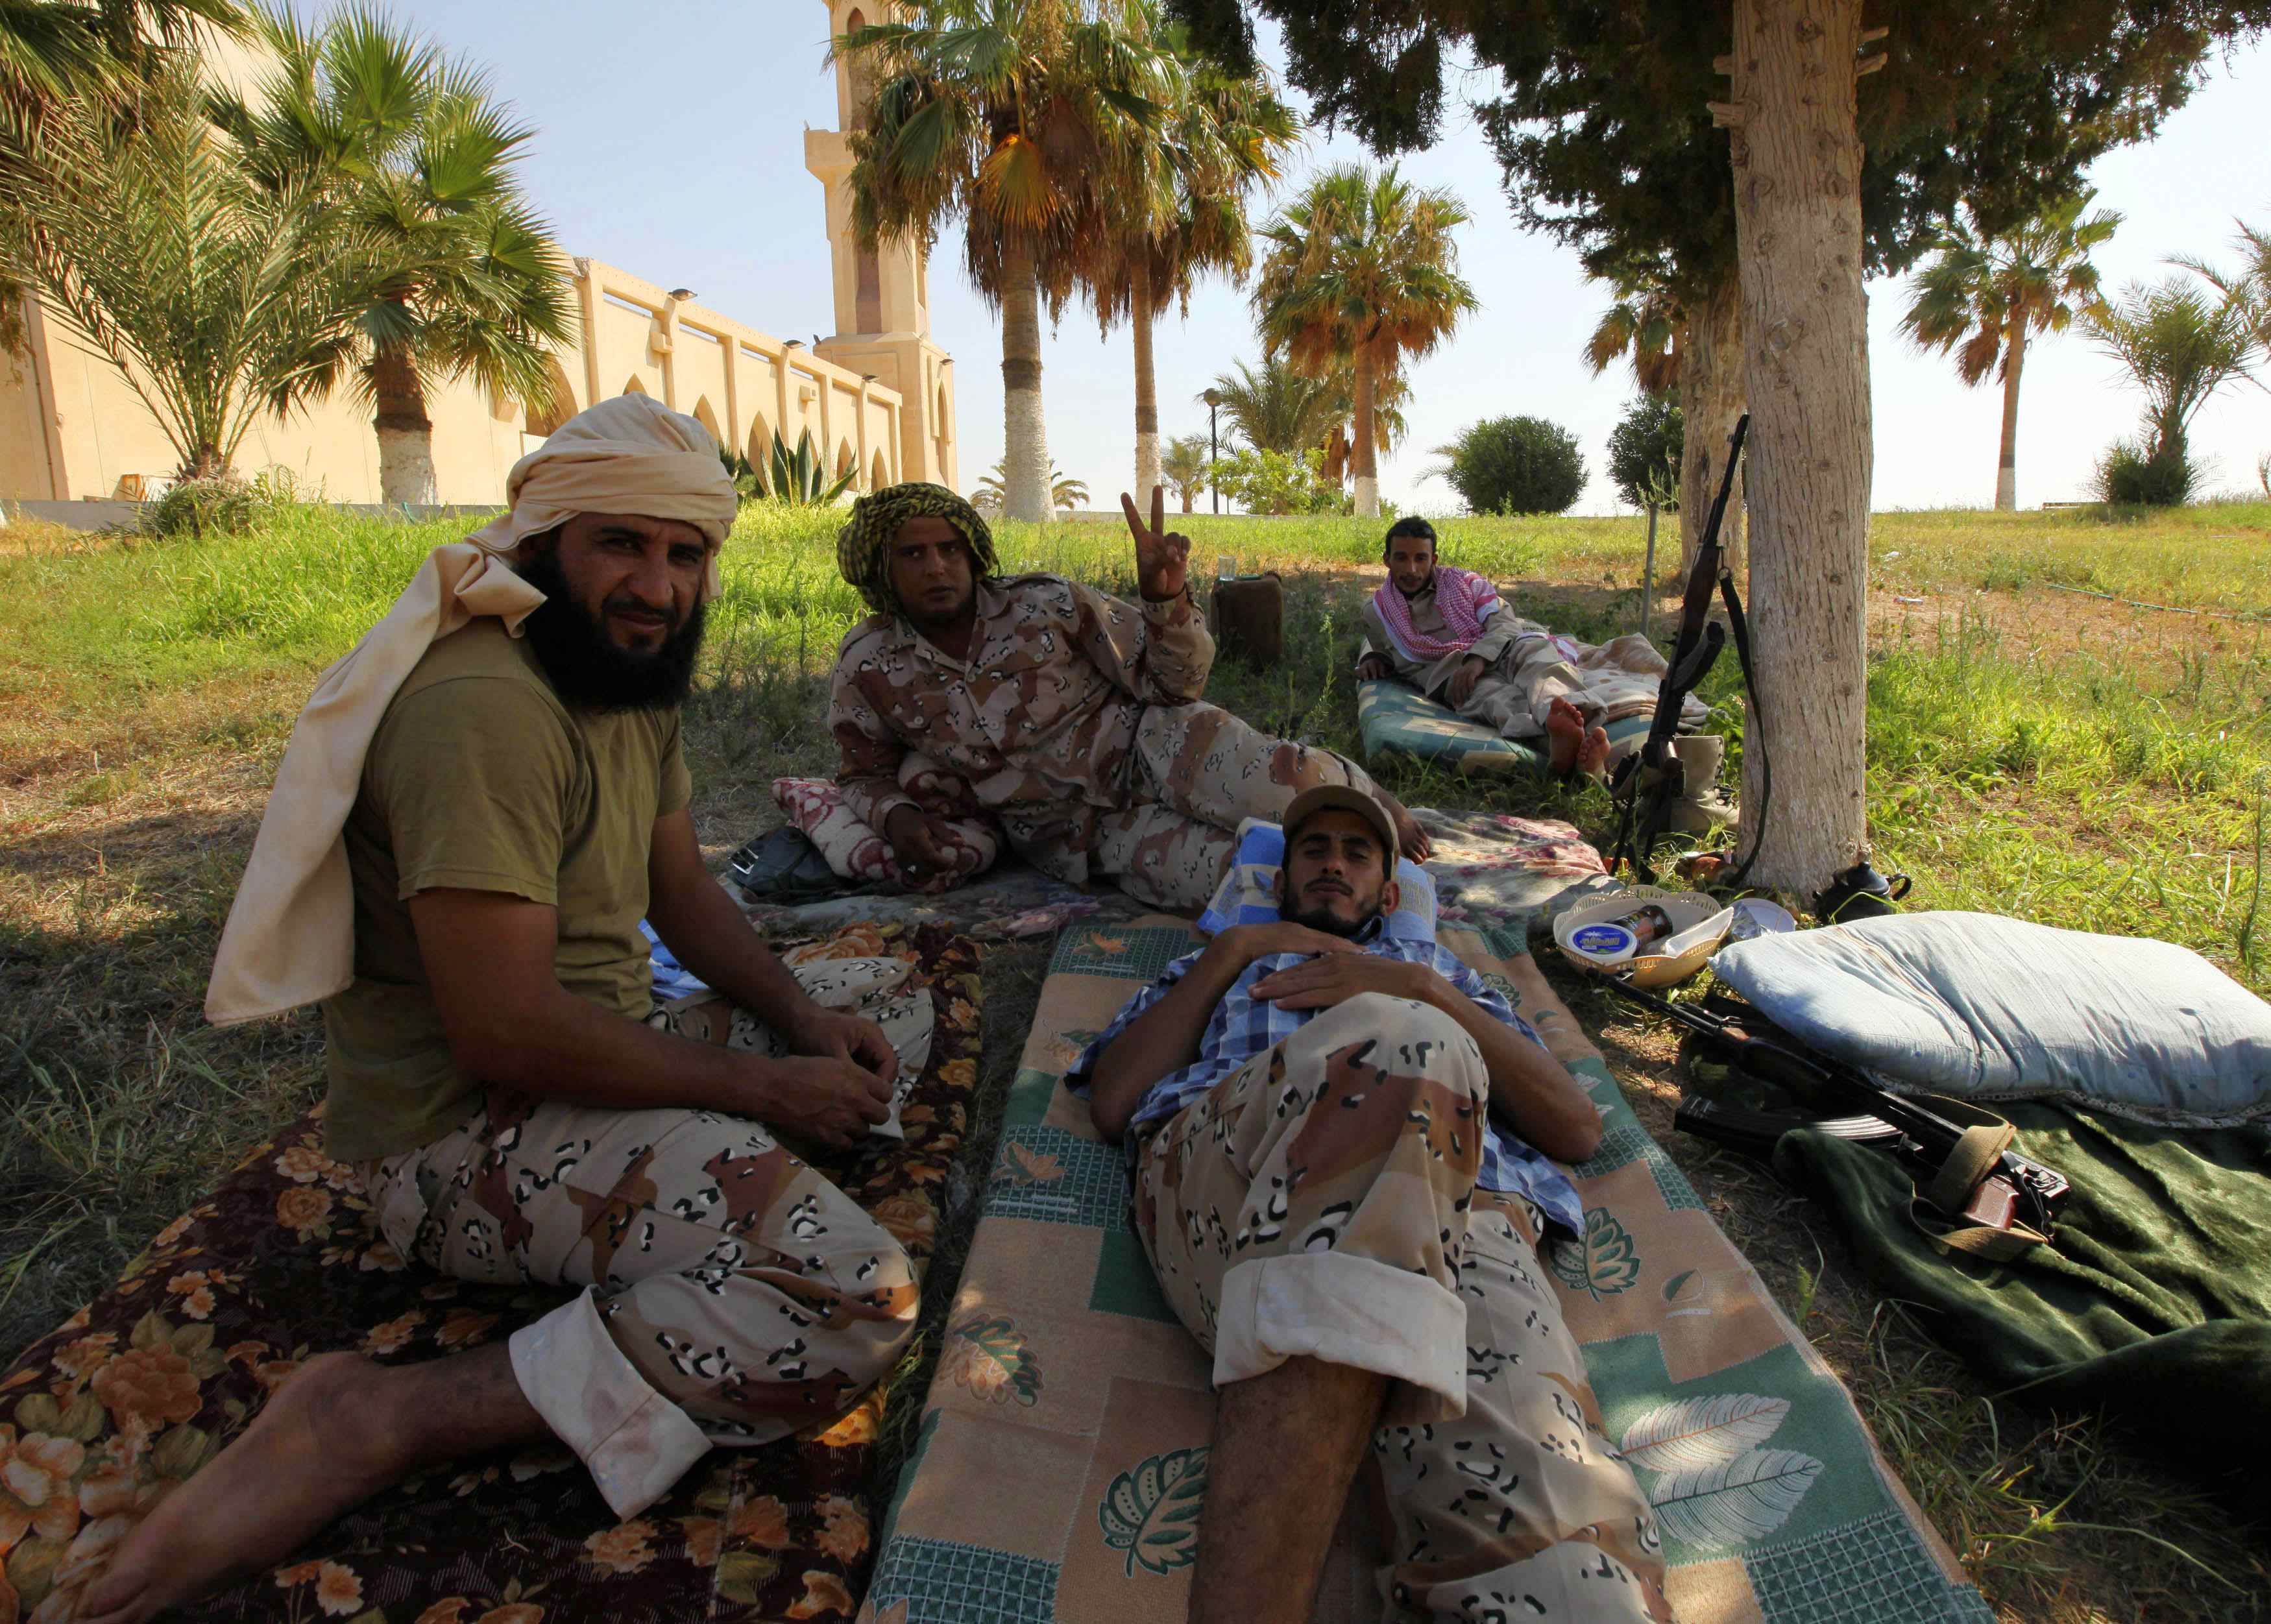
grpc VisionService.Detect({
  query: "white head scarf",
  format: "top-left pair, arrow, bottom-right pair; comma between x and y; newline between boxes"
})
204,394 -> 739,1026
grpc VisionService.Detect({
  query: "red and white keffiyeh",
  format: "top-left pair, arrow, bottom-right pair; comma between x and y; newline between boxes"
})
1371,566 -> 1502,665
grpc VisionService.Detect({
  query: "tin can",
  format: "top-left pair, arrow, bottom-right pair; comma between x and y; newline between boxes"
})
1609,904 -> 1677,948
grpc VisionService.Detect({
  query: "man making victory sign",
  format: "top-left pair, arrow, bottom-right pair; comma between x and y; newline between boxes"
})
829,483 -> 1430,911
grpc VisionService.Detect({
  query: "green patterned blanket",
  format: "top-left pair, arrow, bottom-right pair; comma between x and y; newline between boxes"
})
859,921 -> 1992,1623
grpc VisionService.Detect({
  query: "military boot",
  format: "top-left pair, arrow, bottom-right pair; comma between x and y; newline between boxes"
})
1668,732 -> 1738,834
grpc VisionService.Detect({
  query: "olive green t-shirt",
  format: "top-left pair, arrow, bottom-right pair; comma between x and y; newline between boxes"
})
321,620 -> 692,1163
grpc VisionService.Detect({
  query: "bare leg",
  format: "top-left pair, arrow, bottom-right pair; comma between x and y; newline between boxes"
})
79,1345 -> 544,1624
1189,1357 -> 1387,1624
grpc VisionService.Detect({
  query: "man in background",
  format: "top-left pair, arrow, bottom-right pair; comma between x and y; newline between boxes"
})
829,483 -> 1433,911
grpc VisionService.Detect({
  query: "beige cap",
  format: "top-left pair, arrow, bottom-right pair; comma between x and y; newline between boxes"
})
1281,784 -> 1399,867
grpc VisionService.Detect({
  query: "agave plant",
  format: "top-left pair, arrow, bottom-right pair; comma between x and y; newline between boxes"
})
743,428 -> 856,506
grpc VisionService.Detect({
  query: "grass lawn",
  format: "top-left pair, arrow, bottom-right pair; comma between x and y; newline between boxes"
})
3,495 -> 2267,1621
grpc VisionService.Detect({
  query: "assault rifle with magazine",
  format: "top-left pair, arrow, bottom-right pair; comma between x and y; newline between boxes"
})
1600,975 -> 2070,1254
1609,414 -> 1756,884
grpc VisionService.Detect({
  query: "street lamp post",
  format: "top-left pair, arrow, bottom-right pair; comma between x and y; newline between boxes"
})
1202,387 -> 1222,515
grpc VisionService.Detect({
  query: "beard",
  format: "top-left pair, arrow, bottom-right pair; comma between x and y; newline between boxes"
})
1282,891 -> 1384,938
1394,569 -> 1435,599
515,549 -> 707,712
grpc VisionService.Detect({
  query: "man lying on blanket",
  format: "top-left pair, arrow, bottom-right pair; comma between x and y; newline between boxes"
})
1357,518 -> 1722,821
81,397 -> 921,1624
1073,785 -> 1671,1624
828,482 -> 1431,912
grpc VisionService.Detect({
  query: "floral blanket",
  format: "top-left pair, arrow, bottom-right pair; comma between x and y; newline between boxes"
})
0,923 -> 982,1624
860,919 -> 1993,1623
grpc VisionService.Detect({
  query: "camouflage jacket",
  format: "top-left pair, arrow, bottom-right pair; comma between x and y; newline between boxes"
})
829,573 -> 1213,882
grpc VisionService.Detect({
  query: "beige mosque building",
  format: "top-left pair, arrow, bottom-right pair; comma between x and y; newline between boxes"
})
1,0 -> 954,509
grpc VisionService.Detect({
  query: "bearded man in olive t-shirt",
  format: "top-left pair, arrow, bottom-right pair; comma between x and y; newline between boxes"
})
82,400 -> 919,1624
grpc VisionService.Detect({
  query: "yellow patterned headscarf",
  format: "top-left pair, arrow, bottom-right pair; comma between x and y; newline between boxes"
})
836,482 -> 998,615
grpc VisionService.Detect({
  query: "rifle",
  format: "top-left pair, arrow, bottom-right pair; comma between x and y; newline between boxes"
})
1609,414 -> 1758,883
1599,975 -> 2069,1249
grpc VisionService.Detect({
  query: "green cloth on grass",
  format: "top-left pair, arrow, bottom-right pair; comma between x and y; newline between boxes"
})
1774,1104 -> 2271,1500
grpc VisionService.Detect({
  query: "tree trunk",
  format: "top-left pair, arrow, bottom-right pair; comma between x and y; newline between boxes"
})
371,335 -> 438,506
1352,354 -> 1380,519
1995,316 -> 2025,511
1001,240 -> 1052,524
1679,269 -> 1747,577
1132,269 -> 1161,505
1729,0 -> 1872,902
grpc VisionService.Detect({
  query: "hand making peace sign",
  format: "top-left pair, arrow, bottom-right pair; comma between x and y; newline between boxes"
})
1121,485 -> 1191,603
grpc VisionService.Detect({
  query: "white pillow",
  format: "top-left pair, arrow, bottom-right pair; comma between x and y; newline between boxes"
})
1710,912 -> 2271,1125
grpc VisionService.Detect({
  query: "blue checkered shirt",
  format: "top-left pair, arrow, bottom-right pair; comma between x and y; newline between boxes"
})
1068,926 -> 1585,1235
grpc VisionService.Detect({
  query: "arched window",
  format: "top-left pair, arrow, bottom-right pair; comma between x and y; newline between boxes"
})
622,376 -> 649,396
836,441 -> 856,483
747,413 -> 775,465
524,358 -> 577,437
871,450 -> 890,491
692,396 -> 721,442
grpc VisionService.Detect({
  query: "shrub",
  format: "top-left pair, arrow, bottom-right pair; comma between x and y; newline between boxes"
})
1432,416 -> 1586,515
2093,437 -> 2198,507
1212,447 -> 1342,516
1606,395 -> 1683,509
142,477 -> 261,539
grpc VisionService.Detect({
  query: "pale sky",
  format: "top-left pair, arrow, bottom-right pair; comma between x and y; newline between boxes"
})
378,2 -> 2268,515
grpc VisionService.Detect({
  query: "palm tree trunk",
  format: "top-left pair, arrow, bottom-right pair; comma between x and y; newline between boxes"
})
1132,267 -> 1161,503
1001,239 -> 1052,525
1352,354 -> 1379,519
1730,0 -> 1871,900
372,333 -> 438,506
1679,269 -> 1746,577
1995,317 -> 2025,511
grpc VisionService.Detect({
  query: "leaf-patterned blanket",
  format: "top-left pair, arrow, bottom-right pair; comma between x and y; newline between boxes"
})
859,919 -> 1994,1623
0,923 -> 982,1624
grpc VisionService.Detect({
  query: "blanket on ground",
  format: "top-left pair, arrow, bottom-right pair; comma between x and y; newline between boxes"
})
0,923 -> 982,1624
1357,679 -> 1653,776
1775,1105 -> 2271,1504
860,919 -> 1991,1624
1415,807 -> 1625,939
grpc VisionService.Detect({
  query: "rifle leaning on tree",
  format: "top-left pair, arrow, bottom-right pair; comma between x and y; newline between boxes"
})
1608,414 -> 1760,883
1599,975 -> 2070,1259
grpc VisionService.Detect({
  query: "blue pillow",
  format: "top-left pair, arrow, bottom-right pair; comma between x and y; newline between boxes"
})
1196,817 -> 1439,943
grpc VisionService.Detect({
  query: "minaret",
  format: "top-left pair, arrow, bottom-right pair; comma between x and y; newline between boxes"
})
807,0 -> 957,491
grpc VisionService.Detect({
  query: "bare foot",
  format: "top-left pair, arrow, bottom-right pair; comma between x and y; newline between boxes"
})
1545,697 -> 1586,776
1377,788 -> 1432,862
77,1353 -> 407,1624
1577,723 -> 1610,781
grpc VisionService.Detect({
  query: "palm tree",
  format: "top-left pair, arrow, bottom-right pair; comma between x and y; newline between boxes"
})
1902,190 -> 2122,511
2085,275 -> 2256,481
1203,355 -> 1338,457
1584,276 -> 1683,396
1161,433 -> 1208,511
1090,24 -> 1297,500
1317,362 -> 1407,488
0,55 -> 383,478
1253,162 -> 1477,518
837,1 -> 1171,524
975,459 -> 1087,513
3,0 -> 247,352
213,5 -> 574,505
2176,215 -> 2271,388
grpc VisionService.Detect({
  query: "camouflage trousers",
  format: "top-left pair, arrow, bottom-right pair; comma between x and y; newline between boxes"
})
1093,700 -> 1383,911
1131,993 -> 1671,1621
361,965 -> 928,1521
